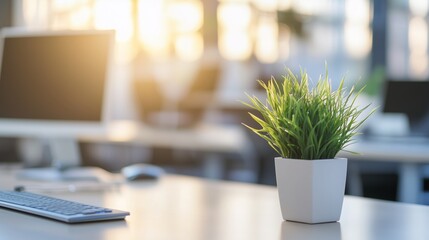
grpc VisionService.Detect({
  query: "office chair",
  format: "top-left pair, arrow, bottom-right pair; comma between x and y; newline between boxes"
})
133,77 -> 165,124
176,64 -> 221,127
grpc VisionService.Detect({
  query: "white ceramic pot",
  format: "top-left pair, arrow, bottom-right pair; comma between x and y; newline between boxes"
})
275,157 -> 348,224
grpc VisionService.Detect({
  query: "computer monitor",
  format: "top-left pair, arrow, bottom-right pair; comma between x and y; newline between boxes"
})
0,28 -> 115,179
382,80 -> 429,136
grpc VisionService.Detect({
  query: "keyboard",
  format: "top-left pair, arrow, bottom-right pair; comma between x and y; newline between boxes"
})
0,190 -> 129,223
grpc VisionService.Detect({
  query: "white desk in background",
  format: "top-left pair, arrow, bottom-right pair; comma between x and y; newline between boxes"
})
82,121 -> 259,182
339,137 -> 429,204
1,167 -> 429,240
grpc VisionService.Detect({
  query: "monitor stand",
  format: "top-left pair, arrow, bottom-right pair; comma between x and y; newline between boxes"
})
16,138 -> 112,182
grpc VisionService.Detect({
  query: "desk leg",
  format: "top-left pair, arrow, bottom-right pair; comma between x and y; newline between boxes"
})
202,154 -> 225,179
238,140 -> 259,183
347,161 -> 363,196
398,163 -> 422,204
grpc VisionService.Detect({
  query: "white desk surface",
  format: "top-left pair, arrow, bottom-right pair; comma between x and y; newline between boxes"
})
339,137 -> 429,163
0,167 -> 429,240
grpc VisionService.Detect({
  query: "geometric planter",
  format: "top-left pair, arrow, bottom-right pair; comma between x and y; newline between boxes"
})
275,157 -> 348,224
281,221 -> 341,239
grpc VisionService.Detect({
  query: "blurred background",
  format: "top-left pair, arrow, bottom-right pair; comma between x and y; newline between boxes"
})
0,0 -> 428,203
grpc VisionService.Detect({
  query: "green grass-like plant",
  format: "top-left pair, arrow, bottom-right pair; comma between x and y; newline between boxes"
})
243,68 -> 374,160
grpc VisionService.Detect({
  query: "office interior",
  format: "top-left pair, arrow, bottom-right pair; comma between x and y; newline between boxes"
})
0,0 -> 428,204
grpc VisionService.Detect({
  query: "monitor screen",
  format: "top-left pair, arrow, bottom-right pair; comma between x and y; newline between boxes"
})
382,80 -> 429,133
0,29 -> 114,137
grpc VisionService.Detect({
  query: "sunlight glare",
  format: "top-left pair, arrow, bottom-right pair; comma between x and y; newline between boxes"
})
409,17 -> 428,53
344,23 -> 372,58
219,30 -> 252,61
278,0 -> 292,10
168,1 -> 203,33
69,7 -> 91,29
252,0 -> 278,12
409,16 -> 428,76
345,0 -> 371,24
53,0 -> 83,11
218,2 -> 252,29
94,0 -> 133,42
22,0 -> 49,27
292,0 -> 331,15
175,33 -> 204,61
409,0 -> 429,17
255,17 -> 279,63
138,0 -> 170,58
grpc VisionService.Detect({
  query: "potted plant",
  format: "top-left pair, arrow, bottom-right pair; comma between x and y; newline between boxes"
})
243,68 -> 374,224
